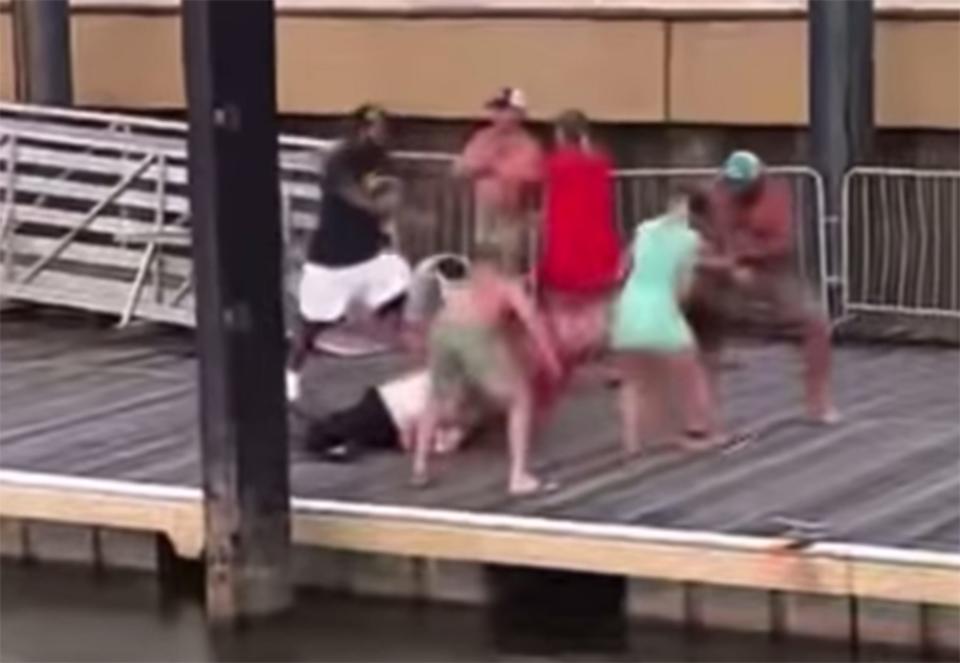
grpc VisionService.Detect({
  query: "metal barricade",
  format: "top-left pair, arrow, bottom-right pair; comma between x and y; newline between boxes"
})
2,103 -> 836,328
392,165 -> 830,310
841,167 -> 960,322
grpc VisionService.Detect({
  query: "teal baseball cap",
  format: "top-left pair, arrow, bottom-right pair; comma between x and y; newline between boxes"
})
722,150 -> 763,190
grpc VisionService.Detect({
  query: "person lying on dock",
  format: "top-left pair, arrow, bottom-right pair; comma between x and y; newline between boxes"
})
411,251 -> 562,496
304,370 -> 480,463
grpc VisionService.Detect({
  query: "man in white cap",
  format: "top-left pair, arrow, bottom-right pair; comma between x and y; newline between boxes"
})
454,87 -> 543,274
703,150 -> 836,423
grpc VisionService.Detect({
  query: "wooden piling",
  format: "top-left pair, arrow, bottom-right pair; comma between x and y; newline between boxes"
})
182,0 -> 292,622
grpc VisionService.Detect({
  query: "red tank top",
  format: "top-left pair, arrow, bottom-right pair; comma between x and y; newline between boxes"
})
539,147 -> 622,293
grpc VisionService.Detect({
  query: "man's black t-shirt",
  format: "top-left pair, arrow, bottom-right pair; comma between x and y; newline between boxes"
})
307,139 -> 389,267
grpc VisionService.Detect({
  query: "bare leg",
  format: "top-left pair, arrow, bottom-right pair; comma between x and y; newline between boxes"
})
637,355 -> 668,447
506,387 -> 542,496
286,318 -> 330,400
618,367 -> 643,456
287,318 -> 328,372
411,402 -> 440,487
671,349 -> 718,443
802,313 -> 837,422
766,273 -> 837,424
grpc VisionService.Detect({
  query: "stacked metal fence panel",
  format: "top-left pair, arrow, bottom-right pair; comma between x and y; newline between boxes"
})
842,167 -> 960,322
0,103 -> 330,327
7,103 -> 958,341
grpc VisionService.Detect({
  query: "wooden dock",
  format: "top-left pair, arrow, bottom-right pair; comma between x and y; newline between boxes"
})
1,307 -> 959,608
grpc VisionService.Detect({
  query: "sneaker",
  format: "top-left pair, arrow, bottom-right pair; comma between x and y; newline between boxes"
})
285,370 -> 301,402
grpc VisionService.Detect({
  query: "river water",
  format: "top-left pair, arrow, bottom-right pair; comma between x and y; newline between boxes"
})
0,562 -> 928,662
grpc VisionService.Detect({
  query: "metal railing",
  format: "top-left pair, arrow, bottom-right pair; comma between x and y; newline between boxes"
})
2,102 -> 837,329
0,129 -> 196,326
840,167 -> 960,322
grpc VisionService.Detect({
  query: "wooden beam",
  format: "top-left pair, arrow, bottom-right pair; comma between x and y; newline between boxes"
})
291,511 -> 960,607
0,478 -> 202,558
1,472 -> 957,607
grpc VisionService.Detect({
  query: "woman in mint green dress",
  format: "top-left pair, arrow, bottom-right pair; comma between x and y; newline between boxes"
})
611,187 -> 722,454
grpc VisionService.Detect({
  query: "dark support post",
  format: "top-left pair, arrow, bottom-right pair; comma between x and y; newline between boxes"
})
182,0 -> 292,622
810,0 -> 874,312
12,0 -> 73,104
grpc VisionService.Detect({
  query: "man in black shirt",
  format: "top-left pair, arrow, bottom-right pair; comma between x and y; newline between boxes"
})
286,105 -> 412,401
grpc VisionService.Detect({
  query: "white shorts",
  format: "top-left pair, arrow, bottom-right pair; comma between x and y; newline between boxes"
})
298,253 -> 412,323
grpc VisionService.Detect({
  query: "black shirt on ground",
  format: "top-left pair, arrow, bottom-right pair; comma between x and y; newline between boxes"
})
307,139 -> 390,267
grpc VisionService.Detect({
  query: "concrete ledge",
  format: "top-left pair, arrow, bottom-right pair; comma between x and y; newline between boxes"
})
3,471 -> 960,609
924,605 -> 960,654
422,559 -> 488,605
626,578 -> 686,624
99,528 -> 158,572
697,584 -> 773,634
344,552 -> 424,599
292,545 -> 350,592
1,514 -> 957,656
858,599 -> 923,648
0,519 -> 25,558
26,522 -> 94,565
784,591 -> 853,641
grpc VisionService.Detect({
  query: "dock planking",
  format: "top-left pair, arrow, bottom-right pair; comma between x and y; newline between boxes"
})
1,308 -> 958,554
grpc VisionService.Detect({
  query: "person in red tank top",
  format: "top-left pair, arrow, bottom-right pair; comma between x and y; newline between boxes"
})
535,111 -> 624,398
539,110 -> 622,294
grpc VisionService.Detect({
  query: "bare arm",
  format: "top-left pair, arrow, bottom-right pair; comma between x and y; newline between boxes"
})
695,238 -> 735,273
677,235 -> 703,303
333,178 -> 390,217
454,133 -> 495,178
501,280 -> 561,377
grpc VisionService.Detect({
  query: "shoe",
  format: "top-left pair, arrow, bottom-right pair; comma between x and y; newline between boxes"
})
321,440 -> 358,463
285,370 -> 301,402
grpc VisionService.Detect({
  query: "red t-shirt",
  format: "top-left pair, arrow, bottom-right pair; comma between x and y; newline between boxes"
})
539,147 -> 621,293
709,177 -> 793,268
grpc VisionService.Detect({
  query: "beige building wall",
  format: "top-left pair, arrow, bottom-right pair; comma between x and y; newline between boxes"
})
1,4 -> 957,129
0,11 -> 14,101
70,13 -> 184,107
669,20 -> 807,125
276,17 -> 665,122
876,20 -> 960,128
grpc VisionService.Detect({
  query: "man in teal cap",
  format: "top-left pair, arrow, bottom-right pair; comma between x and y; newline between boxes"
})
696,150 -> 836,423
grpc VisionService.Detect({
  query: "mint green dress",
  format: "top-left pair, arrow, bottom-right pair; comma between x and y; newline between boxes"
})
610,214 -> 700,352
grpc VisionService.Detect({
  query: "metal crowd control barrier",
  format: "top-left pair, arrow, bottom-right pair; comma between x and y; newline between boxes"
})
840,167 -> 960,322
393,165 -> 831,310
2,103 -> 834,328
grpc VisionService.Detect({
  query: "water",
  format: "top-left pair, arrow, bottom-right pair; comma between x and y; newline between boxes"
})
0,562 -> 930,662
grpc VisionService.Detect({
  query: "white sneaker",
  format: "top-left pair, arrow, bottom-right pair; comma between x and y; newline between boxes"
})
285,370 -> 301,402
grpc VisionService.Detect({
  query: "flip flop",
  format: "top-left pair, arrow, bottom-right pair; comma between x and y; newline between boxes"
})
410,473 -> 433,489
509,477 -> 561,498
